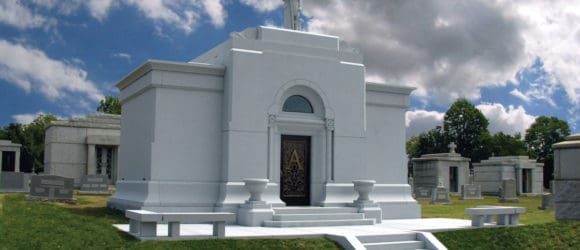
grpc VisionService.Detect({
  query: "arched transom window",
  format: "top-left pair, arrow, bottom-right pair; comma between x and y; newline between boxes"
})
283,95 -> 313,113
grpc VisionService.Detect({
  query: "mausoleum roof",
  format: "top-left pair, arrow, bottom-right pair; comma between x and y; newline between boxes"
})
553,133 -> 580,149
46,114 -> 121,129
473,155 -> 542,168
0,139 -> 21,148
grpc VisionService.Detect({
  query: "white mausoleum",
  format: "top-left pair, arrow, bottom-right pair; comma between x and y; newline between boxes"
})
108,24 -> 420,220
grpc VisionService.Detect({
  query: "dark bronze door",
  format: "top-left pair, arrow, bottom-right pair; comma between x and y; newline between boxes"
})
281,135 -> 311,206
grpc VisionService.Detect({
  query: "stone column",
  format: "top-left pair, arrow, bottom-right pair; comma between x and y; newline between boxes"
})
87,144 -> 96,175
267,115 -> 276,180
14,149 -> 20,172
325,118 -> 334,182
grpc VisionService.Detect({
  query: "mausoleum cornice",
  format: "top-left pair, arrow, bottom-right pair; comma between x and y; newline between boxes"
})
117,60 -> 226,90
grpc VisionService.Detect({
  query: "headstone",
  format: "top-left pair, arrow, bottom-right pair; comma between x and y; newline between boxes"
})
414,186 -> 432,199
539,193 -> 554,210
430,187 -> 450,205
499,179 -> 519,203
408,176 -> 414,195
28,175 -> 76,203
0,171 -> 31,193
460,184 -> 482,200
78,175 -> 110,195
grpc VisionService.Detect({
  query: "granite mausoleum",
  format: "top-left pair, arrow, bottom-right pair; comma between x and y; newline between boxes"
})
412,143 -> 470,194
473,156 -> 543,196
108,7 -> 420,222
553,134 -> 580,220
0,140 -> 21,172
44,114 -> 120,186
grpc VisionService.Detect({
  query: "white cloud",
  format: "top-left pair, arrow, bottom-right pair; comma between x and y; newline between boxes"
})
12,111 -> 65,125
0,0 -> 56,29
87,0 -> 114,20
303,1 -> 526,106
405,110 -> 445,138
124,0 -> 202,34
509,89 -> 530,103
476,103 -> 536,135
0,40 -> 103,102
240,0 -> 283,12
111,52 -> 131,63
510,0 -> 580,108
202,0 -> 226,28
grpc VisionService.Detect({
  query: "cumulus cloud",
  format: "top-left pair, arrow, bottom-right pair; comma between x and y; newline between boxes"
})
87,0 -> 115,20
0,0 -> 56,29
303,0 -> 526,105
240,0 -> 283,12
202,0 -> 226,27
405,110 -> 445,138
0,40 -> 103,101
476,103 -> 536,135
510,89 -> 530,103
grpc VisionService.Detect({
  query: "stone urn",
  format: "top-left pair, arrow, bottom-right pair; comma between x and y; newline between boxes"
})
243,178 -> 269,202
353,180 -> 376,202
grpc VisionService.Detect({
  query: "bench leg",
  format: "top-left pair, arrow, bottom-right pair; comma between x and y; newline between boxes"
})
497,215 -> 509,225
471,215 -> 484,227
510,214 -> 520,225
129,219 -> 140,234
168,222 -> 180,237
484,215 -> 493,223
213,221 -> 225,238
138,222 -> 157,237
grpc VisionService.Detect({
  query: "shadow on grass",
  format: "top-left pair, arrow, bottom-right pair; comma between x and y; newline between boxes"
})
63,205 -> 128,223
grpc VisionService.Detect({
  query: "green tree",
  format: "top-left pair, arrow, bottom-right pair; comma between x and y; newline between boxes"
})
525,116 -> 570,187
0,114 -> 57,173
406,126 -> 447,159
443,98 -> 491,163
97,95 -> 121,114
489,132 -> 527,157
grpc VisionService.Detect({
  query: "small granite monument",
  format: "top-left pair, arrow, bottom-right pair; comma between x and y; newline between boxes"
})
430,178 -> 451,205
414,186 -> 432,199
553,134 -> 580,220
28,175 -> 76,203
498,179 -> 519,203
78,175 -> 110,195
460,184 -> 483,200
0,172 -> 31,193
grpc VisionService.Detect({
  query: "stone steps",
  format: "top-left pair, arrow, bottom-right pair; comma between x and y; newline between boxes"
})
272,207 -> 358,214
263,206 -> 373,227
272,213 -> 364,221
358,233 -> 426,250
263,218 -> 375,227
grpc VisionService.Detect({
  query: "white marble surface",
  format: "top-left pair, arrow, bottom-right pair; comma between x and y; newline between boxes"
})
114,218 -> 475,239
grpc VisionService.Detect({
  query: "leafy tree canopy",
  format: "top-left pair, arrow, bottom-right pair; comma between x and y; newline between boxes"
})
489,132 -> 527,157
443,98 -> 491,162
97,95 -> 121,115
0,114 -> 57,172
525,116 -> 570,161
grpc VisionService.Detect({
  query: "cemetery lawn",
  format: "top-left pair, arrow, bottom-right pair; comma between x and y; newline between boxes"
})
0,194 -> 340,250
421,195 -> 580,249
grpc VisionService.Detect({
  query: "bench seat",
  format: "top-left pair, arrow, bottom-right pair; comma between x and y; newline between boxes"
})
465,206 -> 526,227
126,210 -> 236,239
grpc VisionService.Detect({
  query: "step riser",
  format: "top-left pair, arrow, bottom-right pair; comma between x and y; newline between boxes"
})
263,219 -> 374,227
273,207 -> 358,214
273,213 -> 364,221
357,234 -> 417,243
364,241 -> 425,250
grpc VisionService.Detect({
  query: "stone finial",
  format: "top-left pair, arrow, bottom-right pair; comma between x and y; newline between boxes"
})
449,142 -> 457,153
283,0 -> 302,30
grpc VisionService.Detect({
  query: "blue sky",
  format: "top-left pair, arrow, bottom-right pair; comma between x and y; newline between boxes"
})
0,0 -> 578,138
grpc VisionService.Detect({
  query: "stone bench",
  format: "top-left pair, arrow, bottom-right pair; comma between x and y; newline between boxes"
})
465,206 -> 526,227
125,210 -> 236,239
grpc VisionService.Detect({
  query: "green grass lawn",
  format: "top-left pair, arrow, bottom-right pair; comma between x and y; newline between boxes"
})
0,194 -> 340,250
1,193 -> 579,249
419,195 -> 580,249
